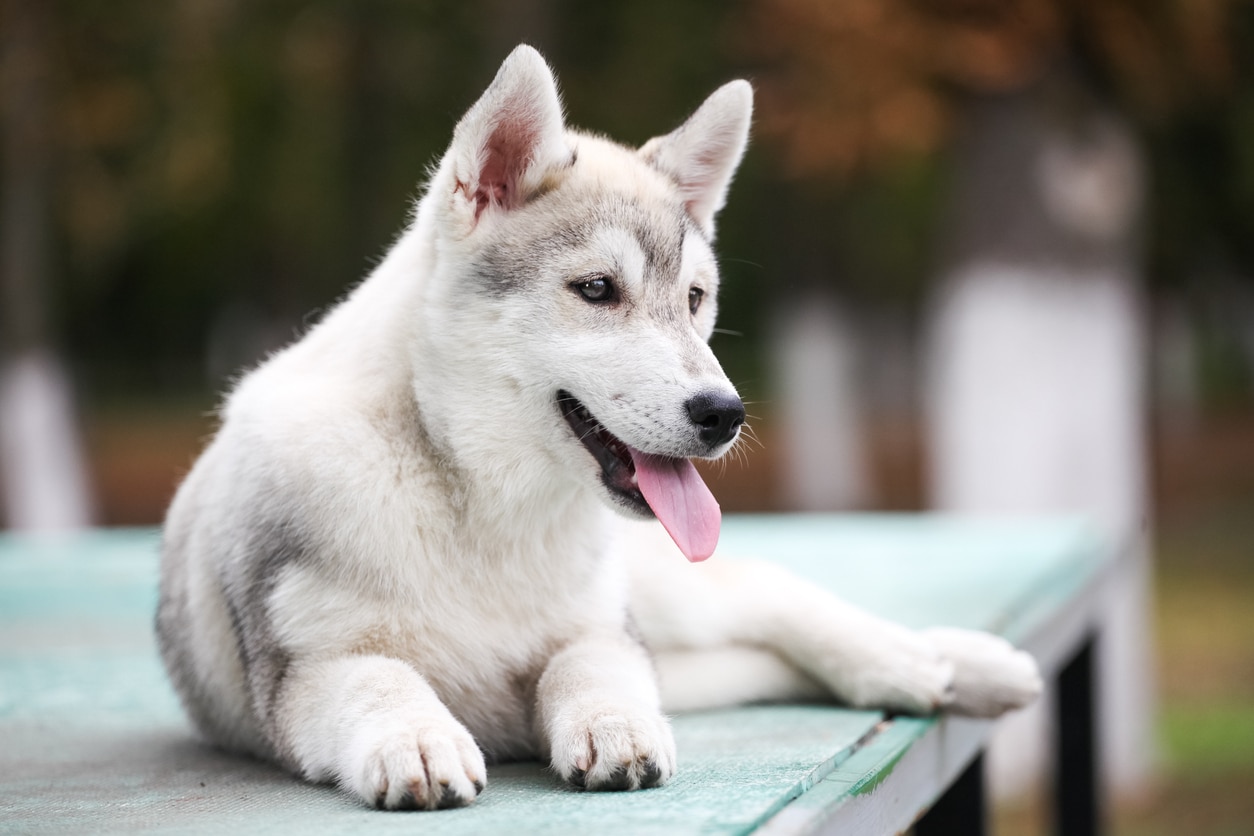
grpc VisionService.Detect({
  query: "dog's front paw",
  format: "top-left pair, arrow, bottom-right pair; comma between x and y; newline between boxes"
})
344,714 -> 487,810
923,627 -> 1043,717
548,707 -> 676,792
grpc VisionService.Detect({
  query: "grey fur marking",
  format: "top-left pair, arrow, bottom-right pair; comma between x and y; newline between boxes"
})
152,464 -> 318,768
219,511 -> 310,763
155,526 -> 225,746
469,188 -> 693,301
471,223 -> 592,296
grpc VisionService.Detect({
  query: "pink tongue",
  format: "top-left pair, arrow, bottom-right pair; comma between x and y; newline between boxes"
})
631,452 -> 721,562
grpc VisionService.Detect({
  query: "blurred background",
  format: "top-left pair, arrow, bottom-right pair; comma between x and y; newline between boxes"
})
1,1 -> 1251,833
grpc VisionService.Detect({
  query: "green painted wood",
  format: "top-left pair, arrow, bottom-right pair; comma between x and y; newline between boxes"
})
0,516 -> 1104,834
718,514 -> 1102,637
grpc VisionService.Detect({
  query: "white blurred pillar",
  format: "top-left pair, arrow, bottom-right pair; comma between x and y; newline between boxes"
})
925,90 -> 1155,800
0,351 -> 95,531
927,266 -> 1153,799
771,296 -> 871,511
0,2 -> 95,533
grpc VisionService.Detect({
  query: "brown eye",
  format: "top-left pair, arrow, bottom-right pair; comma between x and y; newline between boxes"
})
573,276 -> 615,303
688,287 -> 704,315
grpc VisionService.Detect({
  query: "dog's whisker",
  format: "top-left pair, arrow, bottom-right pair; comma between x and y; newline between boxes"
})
737,424 -> 765,452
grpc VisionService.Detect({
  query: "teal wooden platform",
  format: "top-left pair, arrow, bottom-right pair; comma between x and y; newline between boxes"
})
0,515 -> 1115,835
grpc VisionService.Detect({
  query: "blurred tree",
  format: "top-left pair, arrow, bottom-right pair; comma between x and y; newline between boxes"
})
32,0 -> 758,399
736,0 -> 1254,287
1,0 -> 53,358
1,0 -> 94,529
8,0 -> 1251,408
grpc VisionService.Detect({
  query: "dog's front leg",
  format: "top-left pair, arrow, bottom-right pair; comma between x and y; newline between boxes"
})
275,654 -> 486,810
536,634 -> 676,791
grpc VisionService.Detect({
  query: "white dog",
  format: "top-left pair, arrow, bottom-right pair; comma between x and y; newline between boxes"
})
156,45 -> 1041,811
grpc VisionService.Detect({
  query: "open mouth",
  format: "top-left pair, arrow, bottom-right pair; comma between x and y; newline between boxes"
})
555,390 -> 724,562
556,390 -> 651,515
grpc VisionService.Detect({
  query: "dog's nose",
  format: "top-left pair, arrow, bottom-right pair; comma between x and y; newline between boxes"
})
686,391 -> 745,448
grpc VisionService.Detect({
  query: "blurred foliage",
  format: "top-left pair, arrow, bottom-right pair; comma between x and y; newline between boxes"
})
741,0 -> 1244,174
741,0 -> 1254,284
2,0 -> 1253,401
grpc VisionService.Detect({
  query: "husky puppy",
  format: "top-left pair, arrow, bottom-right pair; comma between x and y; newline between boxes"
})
157,45 -> 1041,811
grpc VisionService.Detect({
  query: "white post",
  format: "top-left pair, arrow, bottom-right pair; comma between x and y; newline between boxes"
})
770,295 -> 871,511
925,101 -> 1156,800
0,351 -> 95,532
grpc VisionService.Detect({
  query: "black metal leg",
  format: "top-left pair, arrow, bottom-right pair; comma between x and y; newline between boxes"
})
916,752 -> 987,836
1055,635 -> 1103,836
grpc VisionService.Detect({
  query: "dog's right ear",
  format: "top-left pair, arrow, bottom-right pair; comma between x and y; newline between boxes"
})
448,45 -> 570,227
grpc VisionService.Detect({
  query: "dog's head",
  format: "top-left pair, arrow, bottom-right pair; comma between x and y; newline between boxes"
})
415,46 -> 751,561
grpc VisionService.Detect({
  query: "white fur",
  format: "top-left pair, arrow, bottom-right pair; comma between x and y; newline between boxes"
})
157,45 -> 1041,812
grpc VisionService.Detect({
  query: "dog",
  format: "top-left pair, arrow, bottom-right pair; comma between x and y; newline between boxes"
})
156,45 -> 1042,811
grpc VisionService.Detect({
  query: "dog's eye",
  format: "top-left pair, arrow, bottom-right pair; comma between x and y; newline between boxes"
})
573,276 -> 615,303
689,287 -> 704,316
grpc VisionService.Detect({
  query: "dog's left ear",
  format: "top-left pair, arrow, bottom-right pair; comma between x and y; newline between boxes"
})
640,81 -> 753,238
449,45 -> 570,224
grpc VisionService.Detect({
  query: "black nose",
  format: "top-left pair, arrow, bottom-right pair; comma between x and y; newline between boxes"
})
686,391 -> 745,448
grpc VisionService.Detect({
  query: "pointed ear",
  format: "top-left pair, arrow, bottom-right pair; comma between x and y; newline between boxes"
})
449,45 -> 570,222
639,80 -> 753,237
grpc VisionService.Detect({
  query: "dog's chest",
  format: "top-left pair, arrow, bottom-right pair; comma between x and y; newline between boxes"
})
272,554 -> 617,758
359,593 -> 574,759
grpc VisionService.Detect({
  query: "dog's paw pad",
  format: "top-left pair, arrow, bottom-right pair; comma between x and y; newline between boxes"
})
597,764 -> 633,792
437,782 -> 468,810
639,758 -> 665,789
550,710 -> 676,792
349,718 -> 487,810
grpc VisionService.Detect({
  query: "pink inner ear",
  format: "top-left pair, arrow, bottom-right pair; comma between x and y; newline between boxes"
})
474,123 -> 537,219
678,138 -> 740,221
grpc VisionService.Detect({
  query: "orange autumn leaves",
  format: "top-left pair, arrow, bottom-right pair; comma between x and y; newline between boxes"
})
737,0 -> 1244,179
